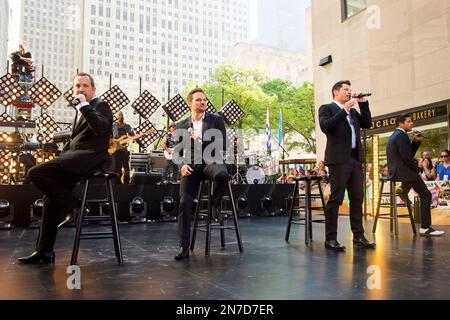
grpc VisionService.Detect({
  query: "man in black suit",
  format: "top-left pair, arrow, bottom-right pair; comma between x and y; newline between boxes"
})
172,88 -> 228,260
319,80 -> 375,251
18,73 -> 113,264
386,114 -> 444,236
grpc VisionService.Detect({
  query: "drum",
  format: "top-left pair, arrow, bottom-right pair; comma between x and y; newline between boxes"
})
245,165 -> 266,184
259,155 -> 277,176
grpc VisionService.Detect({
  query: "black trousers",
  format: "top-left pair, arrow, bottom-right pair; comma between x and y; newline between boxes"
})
325,156 -> 365,241
113,150 -> 130,184
27,160 -> 81,253
399,178 -> 432,228
162,159 -> 179,182
178,164 -> 229,248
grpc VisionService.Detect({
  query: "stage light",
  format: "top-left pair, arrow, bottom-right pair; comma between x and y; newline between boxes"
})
0,199 -> 13,229
259,194 -> 274,217
0,74 -> 26,106
131,90 -> 161,119
162,196 -> 175,212
161,93 -> 190,122
206,98 -> 217,114
129,197 -> 147,223
218,99 -> 245,125
160,196 -> 176,222
36,113 -> 62,144
131,197 -> 145,213
100,85 -> 130,117
237,195 -> 248,210
134,120 -> 160,149
27,77 -> 62,109
32,198 -> 44,218
0,199 -> 11,218
261,194 -> 273,209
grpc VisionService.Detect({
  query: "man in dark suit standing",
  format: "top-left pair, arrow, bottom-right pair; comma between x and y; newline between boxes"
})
386,114 -> 444,236
172,88 -> 228,260
18,73 -> 113,264
319,80 -> 375,251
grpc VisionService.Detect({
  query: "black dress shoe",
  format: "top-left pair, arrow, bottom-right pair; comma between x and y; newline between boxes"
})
325,240 -> 346,252
174,247 -> 190,260
353,237 -> 376,249
18,251 -> 55,264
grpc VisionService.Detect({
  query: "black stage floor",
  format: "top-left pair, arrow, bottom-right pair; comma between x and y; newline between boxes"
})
0,216 -> 449,300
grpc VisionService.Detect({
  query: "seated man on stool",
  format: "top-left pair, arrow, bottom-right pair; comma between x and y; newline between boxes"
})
18,73 -> 113,264
172,88 -> 228,260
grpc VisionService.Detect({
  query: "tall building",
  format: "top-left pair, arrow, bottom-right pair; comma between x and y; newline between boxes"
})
20,0 -> 83,123
312,0 -> 450,166
83,0 -> 249,127
255,0 -> 310,53
0,0 -> 9,75
19,0 -> 249,126
225,42 -> 311,85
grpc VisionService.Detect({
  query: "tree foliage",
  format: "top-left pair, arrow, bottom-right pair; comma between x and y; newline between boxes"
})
182,64 -> 316,153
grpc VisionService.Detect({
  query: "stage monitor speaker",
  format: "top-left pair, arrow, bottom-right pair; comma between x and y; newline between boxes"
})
150,152 -> 165,171
131,171 -> 162,185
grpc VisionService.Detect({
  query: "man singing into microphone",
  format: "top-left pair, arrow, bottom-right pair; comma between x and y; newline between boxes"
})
386,114 -> 444,236
172,88 -> 228,260
18,73 -> 113,263
319,80 -> 375,251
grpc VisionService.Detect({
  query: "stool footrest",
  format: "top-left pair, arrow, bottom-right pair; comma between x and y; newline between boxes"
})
85,199 -> 109,204
83,216 -> 112,221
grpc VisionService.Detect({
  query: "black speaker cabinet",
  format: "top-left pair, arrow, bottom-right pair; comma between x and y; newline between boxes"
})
131,172 -> 162,185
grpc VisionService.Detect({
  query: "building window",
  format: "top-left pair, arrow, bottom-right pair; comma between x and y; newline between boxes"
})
342,0 -> 367,21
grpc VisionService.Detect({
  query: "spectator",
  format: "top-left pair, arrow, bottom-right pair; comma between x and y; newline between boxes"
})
418,151 -> 436,180
436,149 -> 450,180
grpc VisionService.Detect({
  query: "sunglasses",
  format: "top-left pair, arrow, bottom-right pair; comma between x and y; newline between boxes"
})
441,155 -> 449,158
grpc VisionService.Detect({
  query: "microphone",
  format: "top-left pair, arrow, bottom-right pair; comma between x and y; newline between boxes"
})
72,98 -> 81,106
352,93 -> 372,98
413,130 -> 429,139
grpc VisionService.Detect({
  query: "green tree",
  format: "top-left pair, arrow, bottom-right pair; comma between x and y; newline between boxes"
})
261,80 -> 316,153
183,64 -> 274,130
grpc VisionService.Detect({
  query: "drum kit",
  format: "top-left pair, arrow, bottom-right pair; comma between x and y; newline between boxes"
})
227,152 -> 278,184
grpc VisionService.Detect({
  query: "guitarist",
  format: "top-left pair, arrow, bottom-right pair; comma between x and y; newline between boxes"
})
112,111 -> 134,184
161,123 -> 179,184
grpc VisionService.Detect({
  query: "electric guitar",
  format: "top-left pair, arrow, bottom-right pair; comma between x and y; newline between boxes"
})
164,149 -> 174,160
108,129 -> 156,156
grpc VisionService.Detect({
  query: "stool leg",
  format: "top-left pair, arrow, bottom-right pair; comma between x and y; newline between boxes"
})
107,178 -> 123,264
406,197 -> 417,234
190,181 -> 203,251
389,182 -> 394,233
205,181 -> 213,256
220,212 -> 226,248
372,180 -> 384,233
317,181 -> 326,217
305,181 -> 311,245
285,181 -> 299,242
392,182 -> 399,235
71,179 -> 89,265
228,181 -> 243,252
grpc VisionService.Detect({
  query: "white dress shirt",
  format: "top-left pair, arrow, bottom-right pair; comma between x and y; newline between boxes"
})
333,100 -> 357,149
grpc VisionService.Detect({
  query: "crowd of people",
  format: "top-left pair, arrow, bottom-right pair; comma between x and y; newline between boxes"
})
375,149 -> 450,181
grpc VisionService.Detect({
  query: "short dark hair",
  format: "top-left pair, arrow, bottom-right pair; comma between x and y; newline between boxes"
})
187,88 -> 205,104
332,80 -> 351,98
395,113 -> 412,127
441,149 -> 450,156
73,72 -> 95,87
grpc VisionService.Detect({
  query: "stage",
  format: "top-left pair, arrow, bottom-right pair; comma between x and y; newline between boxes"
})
0,216 -> 449,300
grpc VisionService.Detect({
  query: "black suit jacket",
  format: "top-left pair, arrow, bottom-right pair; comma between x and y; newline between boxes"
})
56,97 -> 113,176
175,112 -> 226,165
386,128 -> 421,182
319,101 -> 372,165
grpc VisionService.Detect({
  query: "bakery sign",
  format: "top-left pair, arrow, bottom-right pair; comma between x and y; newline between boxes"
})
370,104 -> 448,130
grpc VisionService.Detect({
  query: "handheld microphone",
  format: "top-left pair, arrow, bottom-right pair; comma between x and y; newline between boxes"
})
72,98 -> 81,106
352,93 -> 372,98
413,130 -> 429,139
